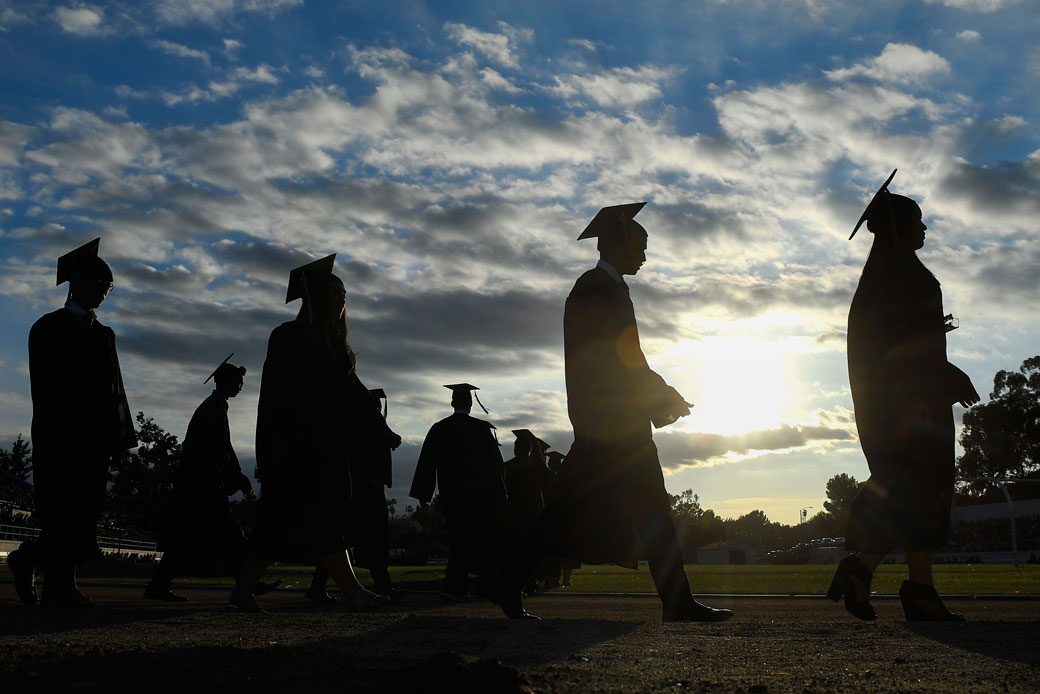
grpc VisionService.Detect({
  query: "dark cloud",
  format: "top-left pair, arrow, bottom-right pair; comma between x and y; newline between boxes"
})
351,286 -> 564,353
113,295 -> 288,370
207,236 -> 329,279
632,273 -> 853,338
937,158 -> 1040,219
650,200 -> 749,243
969,241 -> 1040,299
656,423 -> 853,469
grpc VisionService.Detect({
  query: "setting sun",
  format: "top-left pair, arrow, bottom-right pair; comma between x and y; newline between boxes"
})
662,335 -> 794,436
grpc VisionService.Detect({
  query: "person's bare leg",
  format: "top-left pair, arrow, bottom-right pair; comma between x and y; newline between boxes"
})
316,551 -> 387,610
906,551 -> 934,587
316,552 -> 362,593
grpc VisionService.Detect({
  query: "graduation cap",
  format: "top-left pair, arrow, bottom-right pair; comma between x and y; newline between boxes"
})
849,169 -> 897,240
370,388 -> 388,417
285,254 -> 336,303
546,450 -> 566,470
512,429 -> 551,452
444,383 -> 489,414
203,352 -> 245,384
56,237 -> 109,286
577,202 -> 647,241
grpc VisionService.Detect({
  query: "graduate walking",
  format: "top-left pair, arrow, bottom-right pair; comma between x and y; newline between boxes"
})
9,238 -> 137,607
484,203 -> 733,622
409,383 -> 508,601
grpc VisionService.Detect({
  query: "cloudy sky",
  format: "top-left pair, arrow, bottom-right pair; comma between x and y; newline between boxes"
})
1,0 -> 1037,525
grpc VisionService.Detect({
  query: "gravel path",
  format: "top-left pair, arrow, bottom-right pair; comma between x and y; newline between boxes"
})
2,584 -> 1037,693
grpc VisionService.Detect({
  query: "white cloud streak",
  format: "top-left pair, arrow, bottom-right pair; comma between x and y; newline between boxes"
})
149,38 -> 211,64
825,43 -> 951,85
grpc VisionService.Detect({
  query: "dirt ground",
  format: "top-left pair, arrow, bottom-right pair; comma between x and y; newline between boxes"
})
1,583 -> 1038,693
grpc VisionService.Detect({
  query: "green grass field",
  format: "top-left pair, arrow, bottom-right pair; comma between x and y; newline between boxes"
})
6,562 -> 1040,595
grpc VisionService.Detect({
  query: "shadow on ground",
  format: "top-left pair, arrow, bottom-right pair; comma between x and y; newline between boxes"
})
904,620 -> 1040,667
1,612 -> 640,693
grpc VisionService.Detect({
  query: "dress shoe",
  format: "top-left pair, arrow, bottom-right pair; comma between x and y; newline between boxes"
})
7,548 -> 38,605
481,576 -> 541,620
41,585 -> 93,608
306,585 -> 339,603
899,580 -> 965,622
827,555 -> 877,621
227,588 -> 265,613
144,583 -> 189,602
662,598 -> 734,623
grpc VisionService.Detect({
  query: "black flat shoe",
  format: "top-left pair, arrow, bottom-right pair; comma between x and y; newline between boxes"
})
663,598 -> 734,623
899,580 -> 965,622
481,576 -> 540,620
827,555 -> 876,621
227,588 -> 265,613
7,548 -> 38,605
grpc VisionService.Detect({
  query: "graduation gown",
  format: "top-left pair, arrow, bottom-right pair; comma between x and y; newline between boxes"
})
28,306 -> 136,562
845,249 -> 957,553
410,412 -> 507,580
346,416 -> 394,570
504,453 -> 547,539
409,413 -> 507,516
555,266 -> 680,565
161,391 -> 248,576
253,318 -> 388,561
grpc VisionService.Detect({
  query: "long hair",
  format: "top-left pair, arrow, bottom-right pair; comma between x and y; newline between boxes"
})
296,274 -> 356,373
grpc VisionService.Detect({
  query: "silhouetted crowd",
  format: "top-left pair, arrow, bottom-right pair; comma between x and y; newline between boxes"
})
4,177 -> 991,623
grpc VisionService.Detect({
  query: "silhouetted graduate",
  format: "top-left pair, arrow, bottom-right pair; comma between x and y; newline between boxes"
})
8,238 -> 137,607
145,356 -> 280,601
484,203 -> 733,621
233,255 -> 397,613
409,384 -> 507,600
307,387 -> 406,602
504,430 -> 550,541
829,171 -> 980,622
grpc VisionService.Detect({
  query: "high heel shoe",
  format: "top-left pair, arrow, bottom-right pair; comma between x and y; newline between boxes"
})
827,555 -> 877,621
898,580 -> 965,622
345,587 -> 390,613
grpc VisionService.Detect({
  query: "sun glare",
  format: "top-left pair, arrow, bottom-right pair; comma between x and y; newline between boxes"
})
661,335 -> 794,436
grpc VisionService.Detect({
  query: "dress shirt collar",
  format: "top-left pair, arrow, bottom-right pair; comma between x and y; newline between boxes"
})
596,259 -> 626,285
65,299 -> 88,317
64,299 -> 96,324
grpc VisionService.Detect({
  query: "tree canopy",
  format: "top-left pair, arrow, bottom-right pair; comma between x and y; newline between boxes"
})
106,412 -> 182,531
958,355 -> 1040,495
823,472 -> 859,528
0,434 -> 32,481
